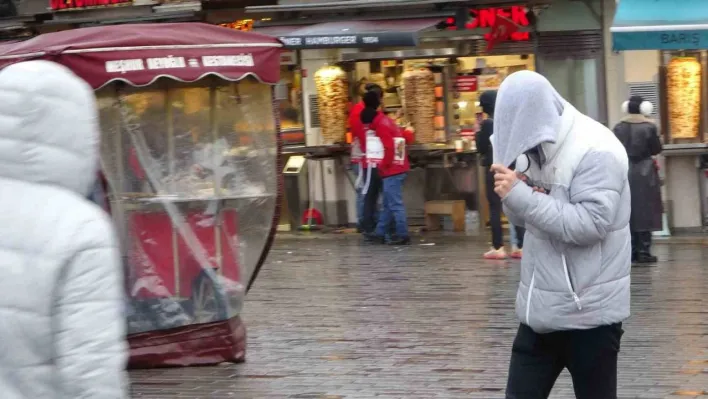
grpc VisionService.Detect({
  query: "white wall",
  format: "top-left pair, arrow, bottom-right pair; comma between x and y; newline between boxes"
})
603,0 -> 625,127
603,0 -> 660,122
623,51 -> 660,83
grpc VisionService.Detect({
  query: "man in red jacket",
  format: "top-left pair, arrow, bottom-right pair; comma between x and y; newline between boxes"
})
360,91 -> 414,245
350,83 -> 384,234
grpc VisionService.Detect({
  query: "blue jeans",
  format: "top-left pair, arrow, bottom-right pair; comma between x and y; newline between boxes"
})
508,221 -> 525,248
509,221 -> 519,246
375,173 -> 409,239
352,164 -> 381,233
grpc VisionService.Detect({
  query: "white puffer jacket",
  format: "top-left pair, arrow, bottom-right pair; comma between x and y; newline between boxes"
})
493,71 -> 631,334
0,61 -> 127,398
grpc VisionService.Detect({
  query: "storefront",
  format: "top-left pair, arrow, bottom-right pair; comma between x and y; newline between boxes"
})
0,0 -> 47,40
246,0 -> 606,230
611,0 -> 708,232
39,0 -> 202,30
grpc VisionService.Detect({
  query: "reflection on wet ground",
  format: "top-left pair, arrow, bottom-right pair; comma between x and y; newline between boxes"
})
131,234 -> 708,398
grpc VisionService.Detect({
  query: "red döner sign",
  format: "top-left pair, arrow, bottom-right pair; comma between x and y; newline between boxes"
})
50,0 -> 131,11
446,6 -> 531,42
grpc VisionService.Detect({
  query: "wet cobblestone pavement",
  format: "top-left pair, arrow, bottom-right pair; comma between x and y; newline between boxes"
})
131,234 -> 708,399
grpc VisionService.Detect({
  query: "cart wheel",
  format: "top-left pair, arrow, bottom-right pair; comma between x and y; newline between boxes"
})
191,269 -> 228,323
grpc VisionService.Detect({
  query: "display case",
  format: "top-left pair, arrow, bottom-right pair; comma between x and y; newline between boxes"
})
96,77 -> 278,335
660,51 -> 708,144
350,59 -> 452,144
315,65 -> 350,145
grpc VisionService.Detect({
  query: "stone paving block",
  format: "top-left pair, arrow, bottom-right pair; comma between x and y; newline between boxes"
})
131,236 -> 708,398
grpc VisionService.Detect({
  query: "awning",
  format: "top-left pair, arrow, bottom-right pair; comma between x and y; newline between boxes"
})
0,23 -> 283,89
255,18 -> 442,49
611,0 -> 708,51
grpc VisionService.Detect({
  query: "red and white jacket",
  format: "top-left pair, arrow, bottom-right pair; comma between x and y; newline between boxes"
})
366,112 -> 414,178
348,101 -> 366,164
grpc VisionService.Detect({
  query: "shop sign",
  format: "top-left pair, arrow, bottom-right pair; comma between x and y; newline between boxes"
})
277,32 -> 417,49
454,76 -> 478,92
460,128 -> 476,138
50,0 -> 131,11
221,19 -> 255,31
486,15 -> 520,51
104,54 -> 255,74
280,50 -> 297,65
221,19 -> 271,32
613,30 -> 706,51
446,6 -> 530,42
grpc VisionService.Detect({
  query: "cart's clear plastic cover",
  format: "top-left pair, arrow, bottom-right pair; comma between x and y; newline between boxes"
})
97,78 -> 277,334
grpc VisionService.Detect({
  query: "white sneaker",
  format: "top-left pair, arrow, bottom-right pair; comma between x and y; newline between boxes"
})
483,247 -> 508,260
511,246 -> 523,259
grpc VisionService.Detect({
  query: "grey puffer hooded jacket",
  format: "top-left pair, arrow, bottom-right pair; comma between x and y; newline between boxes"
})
0,61 -> 127,398
492,71 -> 631,333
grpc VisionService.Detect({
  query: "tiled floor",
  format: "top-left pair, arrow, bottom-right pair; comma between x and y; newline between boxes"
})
131,234 -> 708,399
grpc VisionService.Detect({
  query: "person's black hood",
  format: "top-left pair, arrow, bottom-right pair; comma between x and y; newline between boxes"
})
479,90 -> 497,117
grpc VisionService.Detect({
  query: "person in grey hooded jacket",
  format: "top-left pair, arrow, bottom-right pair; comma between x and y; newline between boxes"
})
489,71 -> 631,399
0,61 -> 127,398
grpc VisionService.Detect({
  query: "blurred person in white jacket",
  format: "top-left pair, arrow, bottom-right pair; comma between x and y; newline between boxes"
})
0,61 -> 127,398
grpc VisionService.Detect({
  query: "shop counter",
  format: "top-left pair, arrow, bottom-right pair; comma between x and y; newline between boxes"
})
662,144 -> 708,232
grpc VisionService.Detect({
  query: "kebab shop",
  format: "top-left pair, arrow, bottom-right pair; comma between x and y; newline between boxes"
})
243,0 -> 607,230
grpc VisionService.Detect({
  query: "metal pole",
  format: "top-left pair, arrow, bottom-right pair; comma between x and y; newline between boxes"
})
210,81 -> 223,273
166,86 -> 180,297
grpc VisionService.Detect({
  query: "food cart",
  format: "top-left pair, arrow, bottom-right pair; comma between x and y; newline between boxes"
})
0,23 -> 283,367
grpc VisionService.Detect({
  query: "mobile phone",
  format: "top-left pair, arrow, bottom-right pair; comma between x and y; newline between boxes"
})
521,175 -> 550,194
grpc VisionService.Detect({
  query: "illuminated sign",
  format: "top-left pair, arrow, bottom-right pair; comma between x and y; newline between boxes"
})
221,19 -> 255,32
221,19 -> 272,32
446,6 -> 530,42
50,0 -> 131,11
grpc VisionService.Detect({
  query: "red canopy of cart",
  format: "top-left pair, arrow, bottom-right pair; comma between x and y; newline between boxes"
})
0,23 -> 283,89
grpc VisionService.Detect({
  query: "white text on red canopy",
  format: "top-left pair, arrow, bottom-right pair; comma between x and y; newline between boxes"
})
105,55 -> 255,74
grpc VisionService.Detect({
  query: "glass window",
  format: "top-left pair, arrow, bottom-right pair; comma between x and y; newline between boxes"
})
277,66 -> 304,131
537,56 -> 606,124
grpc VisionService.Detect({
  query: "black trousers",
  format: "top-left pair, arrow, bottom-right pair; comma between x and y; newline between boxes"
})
512,225 -> 525,249
506,323 -> 623,399
361,167 -> 382,234
631,231 -> 653,257
485,170 -> 504,249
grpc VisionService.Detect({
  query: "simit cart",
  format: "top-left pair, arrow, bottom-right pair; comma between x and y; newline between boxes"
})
0,23 -> 283,367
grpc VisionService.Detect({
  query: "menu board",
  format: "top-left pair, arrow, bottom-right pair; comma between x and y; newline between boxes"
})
455,76 -> 478,92
478,74 -> 503,91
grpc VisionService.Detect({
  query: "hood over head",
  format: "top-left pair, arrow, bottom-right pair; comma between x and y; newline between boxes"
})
492,70 -> 566,167
0,60 -> 99,196
479,90 -> 497,116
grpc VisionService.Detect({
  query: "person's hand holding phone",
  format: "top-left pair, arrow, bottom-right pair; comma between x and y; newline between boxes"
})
519,172 -> 548,194
490,164 -> 518,198
492,165 -> 548,197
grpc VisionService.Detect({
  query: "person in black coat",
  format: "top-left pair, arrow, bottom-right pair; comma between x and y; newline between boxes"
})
476,90 -> 524,259
613,95 -> 663,264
